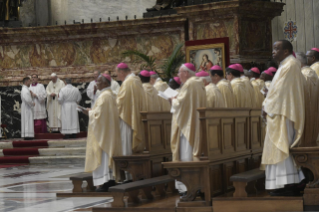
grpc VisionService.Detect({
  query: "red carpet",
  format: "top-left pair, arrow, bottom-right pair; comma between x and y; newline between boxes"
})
12,140 -> 48,148
3,148 -> 40,156
34,132 -> 87,139
0,156 -> 31,163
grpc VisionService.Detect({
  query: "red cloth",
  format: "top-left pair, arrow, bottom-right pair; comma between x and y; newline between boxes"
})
34,119 -> 47,133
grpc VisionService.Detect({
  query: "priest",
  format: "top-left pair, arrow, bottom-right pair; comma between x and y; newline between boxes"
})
116,63 -> 146,155
237,64 -> 257,108
86,71 -> 100,107
196,70 -> 225,108
139,70 -> 161,111
306,48 -> 319,75
295,52 -> 319,146
46,73 -> 65,133
58,78 -> 82,139
21,77 -> 35,140
29,74 -> 47,133
84,73 -> 122,192
210,65 -> 234,108
168,77 -> 181,91
226,65 -> 249,108
262,40 -> 305,196
249,67 -> 265,108
104,70 -> 121,95
260,69 -> 274,97
150,71 -> 171,111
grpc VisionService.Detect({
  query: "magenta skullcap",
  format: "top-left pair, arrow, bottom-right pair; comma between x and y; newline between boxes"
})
210,65 -> 223,71
292,51 -> 296,58
196,70 -> 210,77
140,70 -> 150,77
174,77 -> 181,85
149,71 -> 157,76
228,64 -> 241,72
268,67 -> 277,73
234,64 -> 244,73
250,67 -> 260,74
117,62 -> 128,69
182,63 -> 196,72
311,48 -> 319,53
101,73 -> 111,82
264,69 -> 274,77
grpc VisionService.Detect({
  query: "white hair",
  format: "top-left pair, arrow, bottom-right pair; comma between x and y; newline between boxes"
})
151,74 -> 159,79
295,52 -> 307,66
203,76 -> 212,83
181,64 -> 195,76
51,73 -> 57,77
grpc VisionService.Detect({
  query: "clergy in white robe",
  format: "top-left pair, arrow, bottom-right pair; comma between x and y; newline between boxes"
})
150,71 -> 171,111
84,74 -> 122,192
21,77 -> 35,139
248,67 -> 265,109
139,70 -> 161,111
104,71 -> 121,95
306,48 -> 319,76
58,78 -> 82,138
171,63 -> 206,194
86,71 -> 101,108
262,41 -> 305,196
46,73 -> 65,132
29,75 -> 47,133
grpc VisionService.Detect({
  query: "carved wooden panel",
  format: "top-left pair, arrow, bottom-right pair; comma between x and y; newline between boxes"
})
250,116 -> 261,149
149,121 -> 165,153
210,164 -> 223,196
163,120 -> 172,150
251,154 -> 262,169
221,118 -> 235,154
223,161 -> 235,191
236,158 -> 248,174
151,156 -> 166,177
235,117 -> 248,152
207,119 -> 221,159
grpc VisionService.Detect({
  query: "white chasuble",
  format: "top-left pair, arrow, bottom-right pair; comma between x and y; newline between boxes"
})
154,78 -> 171,111
117,73 -> 146,153
311,61 -> 319,76
261,55 -> 305,189
170,77 -> 207,162
46,79 -> 65,130
21,85 -> 34,137
58,84 -> 82,134
29,83 -> 47,120
142,83 -> 161,111
217,79 -> 234,108
251,79 -> 265,109
230,78 -> 249,108
241,76 -> 257,108
85,88 -> 122,184
205,83 -> 225,108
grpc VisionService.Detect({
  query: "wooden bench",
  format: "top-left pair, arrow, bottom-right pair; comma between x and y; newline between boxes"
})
109,175 -> 176,207
230,168 -> 265,197
70,173 -> 95,192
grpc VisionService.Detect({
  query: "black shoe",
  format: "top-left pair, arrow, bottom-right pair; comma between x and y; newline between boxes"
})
24,137 -> 33,140
71,134 -> 77,139
270,189 -> 301,196
95,180 -> 116,192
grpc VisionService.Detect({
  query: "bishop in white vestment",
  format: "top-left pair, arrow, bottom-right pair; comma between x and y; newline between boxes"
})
30,75 -> 47,133
21,77 -> 35,140
46,73 -> 65,132
58,79 -> 82,138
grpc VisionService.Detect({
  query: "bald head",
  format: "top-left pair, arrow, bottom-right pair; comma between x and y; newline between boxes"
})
306,50 -> 319,66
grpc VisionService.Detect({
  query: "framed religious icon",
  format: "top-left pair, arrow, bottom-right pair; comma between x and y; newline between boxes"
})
185,38 -> 230,75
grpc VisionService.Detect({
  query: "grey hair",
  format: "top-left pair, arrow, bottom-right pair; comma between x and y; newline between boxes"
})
65,78 -> 72,84
181,66 -> 195,76
151,74 -> 159,79
99,74 -> 111,85
295,52 -> 307,66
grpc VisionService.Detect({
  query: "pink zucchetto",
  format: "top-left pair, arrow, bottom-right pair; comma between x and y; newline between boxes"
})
235,64 -> 244,73
264,69 -> 274,77
292,51 -> 296,58
149,71 -> 157,76
117,62 -> 128,69
196,70 -> 210,77
268,67 -> 277,73
228,64 -> 241,72
210,65 -> 223,71
174,77 -> 181,85
101,73 -> 111,82
140,70 -> 150,77
182,63 -> 196,72
311,48 -> 319,53
250,67 -> 260,74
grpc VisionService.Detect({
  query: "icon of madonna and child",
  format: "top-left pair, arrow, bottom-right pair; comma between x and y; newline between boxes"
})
190,48 -> 223,72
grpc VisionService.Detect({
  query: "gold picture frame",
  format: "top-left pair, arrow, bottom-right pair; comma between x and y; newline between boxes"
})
186,43 -> 226,76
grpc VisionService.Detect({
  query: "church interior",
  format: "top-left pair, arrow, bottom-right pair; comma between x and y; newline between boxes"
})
0,0 -> 319,211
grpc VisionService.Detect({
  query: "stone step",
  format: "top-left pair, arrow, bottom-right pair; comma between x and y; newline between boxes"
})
29,156 -> 85,164
0,147 -> 86,156
0,139 -> 87,149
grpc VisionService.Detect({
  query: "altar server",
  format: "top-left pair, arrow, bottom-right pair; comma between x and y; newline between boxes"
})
46,73 -> 65,133
116,63 -> 146,155
196,70 -> 225,108
21,77 -> 35,140
237,64 -> 257,108
29,74 -> 47,133
139,70 -> 161,111
150,71 -> 171,111
262,40 -> 305,196
86,71 -> 100,107
58,78 -> 82,139
84,74 -> 122,192
210,65 -> 234,108
249,67 -> 265,108
306,48 -> 319,76
226,65 -> 249,108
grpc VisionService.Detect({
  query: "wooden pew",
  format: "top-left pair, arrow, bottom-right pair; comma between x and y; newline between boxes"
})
113,112 -> 173,182
163,108 -> 264,206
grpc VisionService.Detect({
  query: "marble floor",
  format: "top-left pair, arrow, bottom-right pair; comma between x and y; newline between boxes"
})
0,164 -> 112,212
